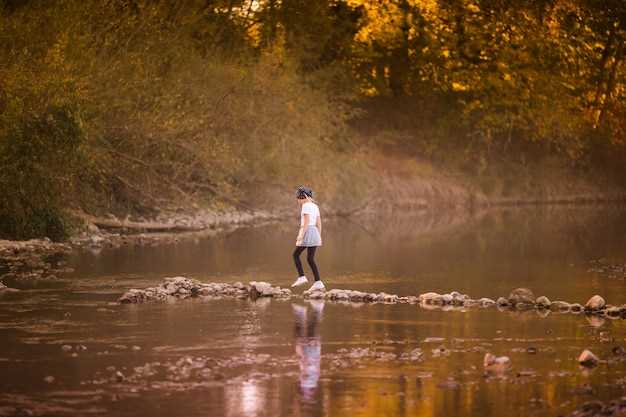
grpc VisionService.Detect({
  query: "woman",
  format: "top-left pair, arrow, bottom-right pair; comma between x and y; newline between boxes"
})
291,186 -> 325,291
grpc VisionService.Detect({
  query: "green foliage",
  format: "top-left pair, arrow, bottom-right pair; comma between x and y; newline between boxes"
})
0,0 -> 624,240
0,105 -> 85,240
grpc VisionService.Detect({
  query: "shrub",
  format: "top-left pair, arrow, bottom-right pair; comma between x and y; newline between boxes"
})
0,105 -> 84,240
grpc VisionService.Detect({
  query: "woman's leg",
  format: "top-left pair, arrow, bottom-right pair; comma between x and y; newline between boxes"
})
293,246 -> 306,277
306,247 -> 321,282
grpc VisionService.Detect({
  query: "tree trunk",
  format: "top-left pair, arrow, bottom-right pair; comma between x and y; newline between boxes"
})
388,0 -> 410,96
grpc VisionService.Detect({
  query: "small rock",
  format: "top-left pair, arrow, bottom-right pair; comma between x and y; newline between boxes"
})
585,295 -> 606,311
535,296 -> 551,308
478,298 -> 496,307
550,301 -> 571,311
419,292 -> 443,305
570,303 -> 584,312
508,288 -> 535,306
115,371 -> 125,382
61,345 -> 73,352
578,349 -> 599,367
484,353 -> 511,372
441,294 -> 453,304
43,376 -> 55,384
496,297 -> 509,307
463,299 -> 480,307
400,348 -> 423,361
606,306 -> 621,317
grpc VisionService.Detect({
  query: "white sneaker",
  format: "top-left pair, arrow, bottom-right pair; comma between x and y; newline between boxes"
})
308,280 -> 325,292
291,276 -> 308,288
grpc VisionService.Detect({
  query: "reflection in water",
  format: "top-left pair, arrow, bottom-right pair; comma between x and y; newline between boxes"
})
293,300 -> 324,403
225,378 -> 266,417
2,209 -> 626,417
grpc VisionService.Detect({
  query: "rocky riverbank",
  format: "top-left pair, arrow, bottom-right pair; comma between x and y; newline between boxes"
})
0,239 -> 73,288
118,277 -> 626,319
70,207 -> 280,250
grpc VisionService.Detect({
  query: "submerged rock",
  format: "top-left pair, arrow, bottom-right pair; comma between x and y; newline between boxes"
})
585,295 -> 606,311
578,349 -> 600,367
508,288 -> 535,306
483,353 -> 511,372
570,398 -> 626,417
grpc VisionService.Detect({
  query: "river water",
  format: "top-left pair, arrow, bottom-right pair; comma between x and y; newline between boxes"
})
1,207 -> 626,417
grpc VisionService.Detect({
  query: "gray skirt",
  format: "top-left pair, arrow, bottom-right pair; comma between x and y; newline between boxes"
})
298,225 -> 322,247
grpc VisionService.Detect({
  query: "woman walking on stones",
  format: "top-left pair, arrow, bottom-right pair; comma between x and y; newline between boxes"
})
291,186 -> 325,291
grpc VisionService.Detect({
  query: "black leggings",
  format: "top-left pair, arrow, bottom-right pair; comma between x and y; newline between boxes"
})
293,246 -> 320,282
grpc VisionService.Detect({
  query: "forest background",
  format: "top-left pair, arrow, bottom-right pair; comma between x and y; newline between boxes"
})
1,0 -> 625,240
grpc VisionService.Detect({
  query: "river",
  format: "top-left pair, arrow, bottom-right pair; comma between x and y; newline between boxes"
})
1,206 -> 626,416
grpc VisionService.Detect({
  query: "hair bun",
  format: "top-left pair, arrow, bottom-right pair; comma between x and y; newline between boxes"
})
295,186 -> 313,199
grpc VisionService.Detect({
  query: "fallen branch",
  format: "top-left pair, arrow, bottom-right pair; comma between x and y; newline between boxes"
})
76,213 -> 206,233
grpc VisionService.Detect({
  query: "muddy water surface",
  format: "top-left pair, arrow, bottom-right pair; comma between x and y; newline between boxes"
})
1,207 -> 626,417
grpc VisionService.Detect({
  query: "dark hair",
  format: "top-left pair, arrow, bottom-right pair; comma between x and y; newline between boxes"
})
295,185 -> 313,199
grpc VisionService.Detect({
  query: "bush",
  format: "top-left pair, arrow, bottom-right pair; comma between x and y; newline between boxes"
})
0,105 -> 84,240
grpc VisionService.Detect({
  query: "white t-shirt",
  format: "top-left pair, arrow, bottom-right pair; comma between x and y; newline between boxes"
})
301,202 -> 320,226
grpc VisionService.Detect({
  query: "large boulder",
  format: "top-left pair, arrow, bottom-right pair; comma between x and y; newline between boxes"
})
585,295 -> 606,311
508,288 -> 535,306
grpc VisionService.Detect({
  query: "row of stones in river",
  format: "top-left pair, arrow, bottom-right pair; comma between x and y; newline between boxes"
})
118,277 -> 622,317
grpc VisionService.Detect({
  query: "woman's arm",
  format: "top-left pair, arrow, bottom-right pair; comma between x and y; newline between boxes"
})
296,214 -> 309,245
316,215 -> 322,234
